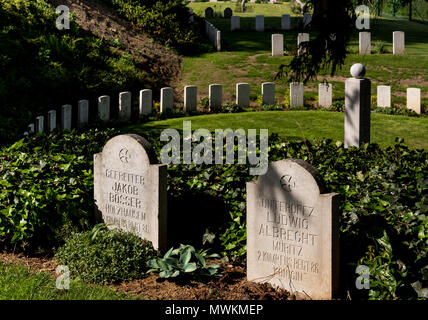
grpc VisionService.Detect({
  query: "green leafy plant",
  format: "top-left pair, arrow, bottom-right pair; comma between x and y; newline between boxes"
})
147,244 -> 221,279
55,225 -> 156,284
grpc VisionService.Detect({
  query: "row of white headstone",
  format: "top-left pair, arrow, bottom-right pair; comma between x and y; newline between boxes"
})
25,81 -> 423,135
230,14 -> 311,31
270,31 -> 406,56
359,31 -> 405,54
205,20 -> 221,51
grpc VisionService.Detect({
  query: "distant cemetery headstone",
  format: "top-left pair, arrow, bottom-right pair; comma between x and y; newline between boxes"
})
256,15 -> 265,32
297,33 -> 309,55
94,134 -> 167,251
281,14 -> 291,30
247,158 -> 340,299
271,34 -> 284,57
290,82 -> 304,107
231,16 -> 240,30
407,88 -> 421,114
303,13 -> 312,27
359,32 -> 371,55
318,83 -> 333,108
377,85 -> 391,108
224,8 -> 233,18
205,7 -> 214,18
393,31 -> 405,55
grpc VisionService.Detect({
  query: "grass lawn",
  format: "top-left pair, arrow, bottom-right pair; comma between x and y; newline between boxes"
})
0,262 -> 136,300
185,2 -> 428,110
124,111 -> 428,150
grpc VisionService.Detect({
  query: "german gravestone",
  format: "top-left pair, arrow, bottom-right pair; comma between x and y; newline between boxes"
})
247,159 -> 339,299
94,134 -> 167,251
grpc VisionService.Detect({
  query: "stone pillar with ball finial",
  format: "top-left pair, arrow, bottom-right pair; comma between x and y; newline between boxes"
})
344,63 -> 371,148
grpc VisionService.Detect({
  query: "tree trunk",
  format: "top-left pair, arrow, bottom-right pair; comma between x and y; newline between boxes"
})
409,0 -> 413,21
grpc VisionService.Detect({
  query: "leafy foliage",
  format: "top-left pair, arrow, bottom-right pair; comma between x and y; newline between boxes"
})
0,128 -> 119,251
147,244 -> 221,279
55,224 -> 156,284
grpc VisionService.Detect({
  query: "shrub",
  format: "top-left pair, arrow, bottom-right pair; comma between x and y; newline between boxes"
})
55,224 -> 156,284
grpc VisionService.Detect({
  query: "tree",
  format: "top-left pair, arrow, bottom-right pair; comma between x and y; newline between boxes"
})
276,0 -> 356,83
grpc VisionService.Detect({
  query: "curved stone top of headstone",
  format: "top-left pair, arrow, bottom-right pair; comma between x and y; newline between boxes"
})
101,134 -> 158,168
255,158 -> 328,200
224,7 -> 233,18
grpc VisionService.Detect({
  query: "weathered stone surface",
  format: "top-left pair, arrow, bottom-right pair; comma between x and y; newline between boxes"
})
184,85 -> 198,112
47,110 -> 57,132
231,16 -> 240,31
94,134 -> 167,251
98,95 -> 110,122
216,30 -> 221,51
224,8 -> 232,18
290,82 -> 304,107
393,31 -> 405,55
236,83 -> 250,107
318,83 -> 333,108
119,91 -> 132,121
160,87 -> 174,113
262,82 -> 275,105
139,89 -> 152,117
78,100 -> 89,128
247,158 -> 340,300
209,84 -> 222,111
344,69 -> 371,148
407,88 -> 421,114
256,15 -> 264,32
271,34 -> 284,57
61,104 -> 72,130
28,123 -> 35,133
377,86 -> 391,108
359,32 -> 371,55
281,14 -> 291,30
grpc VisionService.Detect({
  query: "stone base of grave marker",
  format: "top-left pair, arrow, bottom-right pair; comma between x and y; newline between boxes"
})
247,159 -> 340,300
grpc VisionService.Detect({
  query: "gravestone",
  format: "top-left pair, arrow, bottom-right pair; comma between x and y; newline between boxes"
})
224,8 -> 233,18
209,84 -> 222,111
35,116 -> 44,133
359,32 -> 371,55
216,30 -> 222,51
94,134 -> 167,251
297,33 -> 309,55
271,34 -> 284,57
247,158 -> 339,300
139,89 -> 152,117
119,91 -> 132,121
47,110 -> 57,132
98,95 -> 110,122
345,64 -> 371,148
281,14 -> 291,30
78,100 -> 89,128
290,82 -> 304,107
303,13 -> 312,27
61,104 -> 72,130
236,83 -> 250,107
184,85 -> 198,112
377,86 -> 391,108
231,16 -> 240,31
262,82 -> 275,105
407,88 -> 421,114
28,123 -> 35,133
318,83 -> 333,108
256,15 -> 264,32
205,7 -> 214,18
160,87 -> 174,113
393,31 -> 405,55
